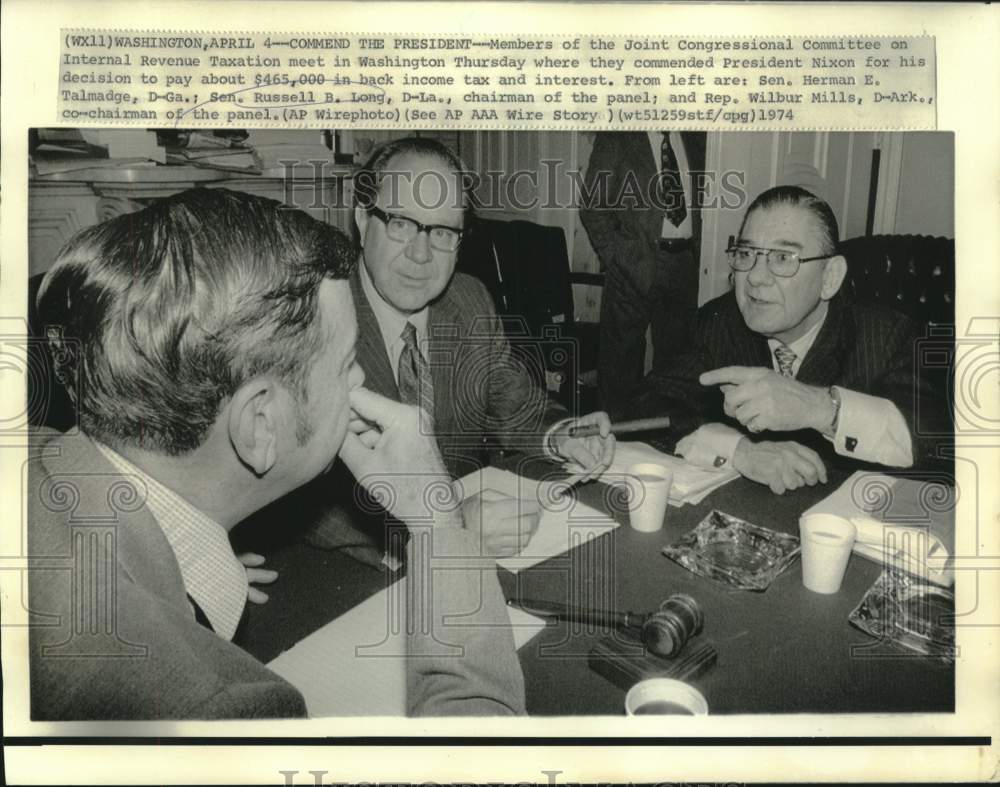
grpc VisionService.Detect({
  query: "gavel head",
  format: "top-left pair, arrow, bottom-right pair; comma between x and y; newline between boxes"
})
640,594 -> 705,658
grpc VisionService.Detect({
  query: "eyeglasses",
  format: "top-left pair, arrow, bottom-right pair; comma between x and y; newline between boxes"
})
369,206 -> 464,253
725,235 -> 832,278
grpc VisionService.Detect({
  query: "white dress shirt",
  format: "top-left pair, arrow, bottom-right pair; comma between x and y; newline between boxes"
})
94,441 -> 248,641
676,310 -> 914,470
359,260 -> 430,381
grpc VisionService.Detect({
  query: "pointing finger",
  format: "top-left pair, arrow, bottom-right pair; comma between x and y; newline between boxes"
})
700,366 -> 764,387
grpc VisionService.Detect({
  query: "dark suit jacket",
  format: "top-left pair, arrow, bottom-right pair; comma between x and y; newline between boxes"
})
580,131 -> 707,276
28,431 -> 307,720
621,291 -> 951,468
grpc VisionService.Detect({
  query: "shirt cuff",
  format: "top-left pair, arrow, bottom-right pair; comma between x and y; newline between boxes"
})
828,386 -> 914,467
543,418 -> 575,462
675,423 -> 744,469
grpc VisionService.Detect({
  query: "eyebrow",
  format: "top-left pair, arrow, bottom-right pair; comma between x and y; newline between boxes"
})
738,236 -> 805,251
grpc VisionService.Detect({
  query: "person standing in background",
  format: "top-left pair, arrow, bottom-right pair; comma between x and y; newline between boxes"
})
580,131 -> 707,411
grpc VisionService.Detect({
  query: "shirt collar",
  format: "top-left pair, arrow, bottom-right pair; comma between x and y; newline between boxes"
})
93,441 -> 248,641
767,306 -> 828,376
359,256 -> 430,358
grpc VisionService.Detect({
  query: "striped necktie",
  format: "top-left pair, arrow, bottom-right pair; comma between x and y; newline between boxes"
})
773,344 -> 797,378
398,322 -> 434,421
659,132 -> 687,227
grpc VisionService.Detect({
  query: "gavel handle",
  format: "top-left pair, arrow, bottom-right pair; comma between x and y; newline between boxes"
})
507,598 -> 647,630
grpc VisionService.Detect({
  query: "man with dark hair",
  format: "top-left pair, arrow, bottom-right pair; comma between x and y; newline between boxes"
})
302,137 -> 615,561
29,188 -> 525,719
619,185 -> 945,494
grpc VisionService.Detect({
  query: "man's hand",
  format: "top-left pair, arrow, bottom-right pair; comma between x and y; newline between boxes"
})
732,438 -> 828,495
339,387 -> 462,528
548,411 -> 616,481
700,366 -> 835,435
461,491 -> 541,557
238,552 -> 278,605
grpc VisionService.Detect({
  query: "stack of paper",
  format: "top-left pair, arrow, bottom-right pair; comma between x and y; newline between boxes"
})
801,471 -> 955,586
456,467 -> 620,573
267,580 -> 546,717
597,441 -> 739,506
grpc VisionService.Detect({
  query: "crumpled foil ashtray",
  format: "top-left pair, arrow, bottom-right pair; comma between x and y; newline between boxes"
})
663,510 -> 801,591
848,568 -> 956,660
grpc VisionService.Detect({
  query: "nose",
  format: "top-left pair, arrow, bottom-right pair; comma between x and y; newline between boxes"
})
746,251 -> 774,287
405,230 -> 433,264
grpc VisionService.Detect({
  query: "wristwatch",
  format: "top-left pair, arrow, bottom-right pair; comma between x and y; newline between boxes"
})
827,386 -> 842,435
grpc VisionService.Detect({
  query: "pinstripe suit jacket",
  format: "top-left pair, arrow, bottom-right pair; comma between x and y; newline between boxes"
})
620,291 -> 951,468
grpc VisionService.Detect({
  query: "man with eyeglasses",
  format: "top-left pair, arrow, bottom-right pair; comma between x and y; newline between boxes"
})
297,137 -> 614,562
619,185 -> 939,494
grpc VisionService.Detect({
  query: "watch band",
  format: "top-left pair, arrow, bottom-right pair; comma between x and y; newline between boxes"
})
827,385 -> 842,435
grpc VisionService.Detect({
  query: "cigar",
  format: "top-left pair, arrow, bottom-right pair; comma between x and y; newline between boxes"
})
568,415 -> 672,439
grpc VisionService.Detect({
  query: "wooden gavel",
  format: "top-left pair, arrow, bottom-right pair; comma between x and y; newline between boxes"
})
508,593 -> 704,658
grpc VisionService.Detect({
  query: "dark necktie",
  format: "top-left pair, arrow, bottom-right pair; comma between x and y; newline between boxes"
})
659,132 -> 688,227
774,344 -> 797,378
397,322 -> 434,422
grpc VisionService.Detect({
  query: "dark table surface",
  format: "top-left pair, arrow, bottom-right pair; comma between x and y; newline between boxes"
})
235,463 -> 954,716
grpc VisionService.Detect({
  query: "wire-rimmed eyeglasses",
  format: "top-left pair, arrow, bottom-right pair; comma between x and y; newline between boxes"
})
369,206 -> 464,253
725,235 -> 833,278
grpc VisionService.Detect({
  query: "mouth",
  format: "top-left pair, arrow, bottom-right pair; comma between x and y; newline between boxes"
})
397,271 -> 432,286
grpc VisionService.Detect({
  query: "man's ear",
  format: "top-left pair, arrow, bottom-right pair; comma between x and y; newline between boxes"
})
820,255 -> 848,301
354,206 -> 370,240
228,379 -> 279,476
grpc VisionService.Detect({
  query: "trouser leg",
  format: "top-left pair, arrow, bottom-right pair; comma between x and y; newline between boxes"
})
649,246 -> 698,366
598,253 -> 654,413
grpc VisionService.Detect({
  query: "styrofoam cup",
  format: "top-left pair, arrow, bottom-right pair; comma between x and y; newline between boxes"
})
625,678 -> 709,716
799,513 -> 857,594
625,462 -> 673,533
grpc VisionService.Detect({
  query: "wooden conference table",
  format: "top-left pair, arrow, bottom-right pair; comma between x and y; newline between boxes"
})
236,459 -> 954,716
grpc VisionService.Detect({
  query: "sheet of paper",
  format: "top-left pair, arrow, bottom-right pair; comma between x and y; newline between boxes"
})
267,579 -> 546,717
598,441 -> 739,506
456,467 -> 620,573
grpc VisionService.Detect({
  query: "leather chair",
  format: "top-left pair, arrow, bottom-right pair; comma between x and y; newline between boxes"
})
839,234 -> 955,329
456,215 -> 599,413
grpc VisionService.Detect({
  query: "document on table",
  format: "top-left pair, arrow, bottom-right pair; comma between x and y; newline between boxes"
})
456,466 -> 620,573
267,579 -> 547,717
597,441 -> 739,506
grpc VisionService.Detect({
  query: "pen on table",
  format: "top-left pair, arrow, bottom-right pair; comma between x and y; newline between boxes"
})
568,416 -> 672,439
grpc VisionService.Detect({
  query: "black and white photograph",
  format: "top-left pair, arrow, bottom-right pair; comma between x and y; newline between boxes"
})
3,2 -> 997,784
24,127 -> 958,719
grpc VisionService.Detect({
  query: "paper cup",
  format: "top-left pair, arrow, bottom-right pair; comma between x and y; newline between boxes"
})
625,678 -> 709,716
799,513 -> 857,594
625,462 -> 673,533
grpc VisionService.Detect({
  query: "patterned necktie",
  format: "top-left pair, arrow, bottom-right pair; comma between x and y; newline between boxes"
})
659,132 -> 687,227
398,322 -> 434,422
774,344 -> 797,378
